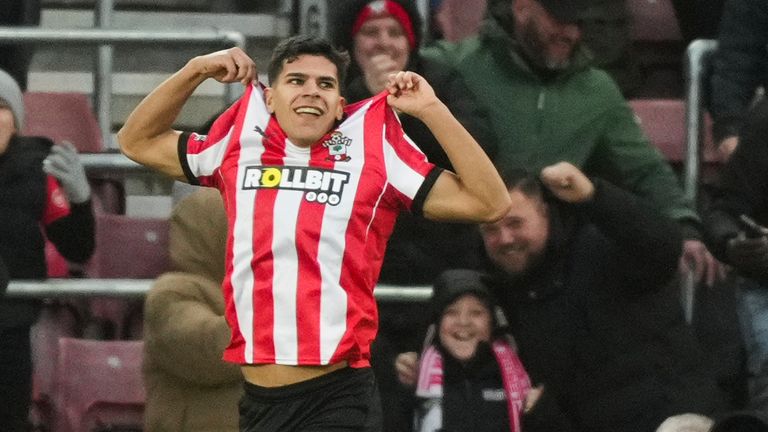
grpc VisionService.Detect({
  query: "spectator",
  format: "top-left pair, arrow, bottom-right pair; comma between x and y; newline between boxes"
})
708,0 -> 768,161
117,35 -> 510,432
332,4 -> 497,429
399,162 -> 726,432
421,0 -> 720,287
143,188 -> 242,432
0,0 -> 40,90
411,268 -> 569,432
704,98 -> 768,412
0,68 -> 95,431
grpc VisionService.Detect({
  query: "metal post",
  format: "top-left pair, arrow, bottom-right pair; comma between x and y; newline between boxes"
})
95,0 -> 115,149
680,39 -> 717,325
683,39 -> 718,206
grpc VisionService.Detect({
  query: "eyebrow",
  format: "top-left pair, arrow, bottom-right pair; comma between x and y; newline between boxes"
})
284,72 -> 338,85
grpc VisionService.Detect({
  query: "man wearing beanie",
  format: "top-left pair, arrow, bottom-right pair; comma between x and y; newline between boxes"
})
422,0 -> 721,291
0,68 -> 95,431
332,3 -> 498,430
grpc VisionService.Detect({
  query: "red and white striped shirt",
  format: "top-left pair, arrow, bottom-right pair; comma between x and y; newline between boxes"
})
179,83 -> 440,367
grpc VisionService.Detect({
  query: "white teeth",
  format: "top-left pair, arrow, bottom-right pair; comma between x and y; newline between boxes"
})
295,107 -> 322,115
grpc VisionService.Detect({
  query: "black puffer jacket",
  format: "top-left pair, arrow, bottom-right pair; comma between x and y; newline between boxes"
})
704,98 -> 768,275
489,179 -> 725,432
0,135 -> 95,327
709,0 -> 768,143
332,0 -> 497,285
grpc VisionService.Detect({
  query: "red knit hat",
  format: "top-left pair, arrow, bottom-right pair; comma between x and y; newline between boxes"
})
351,0 -> 417,49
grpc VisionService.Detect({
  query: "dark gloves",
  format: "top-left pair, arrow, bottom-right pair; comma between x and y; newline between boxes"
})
726,235 -> 768,281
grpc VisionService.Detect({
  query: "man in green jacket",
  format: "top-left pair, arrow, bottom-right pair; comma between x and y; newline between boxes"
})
421,0 -> 719,284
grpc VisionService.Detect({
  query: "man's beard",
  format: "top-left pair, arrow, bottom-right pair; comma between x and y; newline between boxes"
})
516,19 -> 576,71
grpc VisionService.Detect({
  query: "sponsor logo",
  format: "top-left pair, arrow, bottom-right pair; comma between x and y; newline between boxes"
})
242,166 -> 350,206
323,131 -> 352,162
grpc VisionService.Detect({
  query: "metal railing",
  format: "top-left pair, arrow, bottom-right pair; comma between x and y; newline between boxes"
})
0,26 -> 246,149
5,279 -> 433,302
683,39 -> 718,205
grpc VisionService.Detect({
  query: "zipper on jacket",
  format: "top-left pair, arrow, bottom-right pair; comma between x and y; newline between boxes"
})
537,90 -> 545,110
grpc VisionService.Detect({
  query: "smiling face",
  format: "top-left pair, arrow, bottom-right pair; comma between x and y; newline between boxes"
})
439,294 -> 493,362
513,0 -> 582,71
265,54 -> 346,147
479,188 -> 550,275
353,16 -> 411,74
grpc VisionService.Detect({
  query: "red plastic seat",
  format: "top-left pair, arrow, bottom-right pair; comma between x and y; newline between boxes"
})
627,0 -> 682,42
22,92 -> 103,153
53,338 -> 145,432
29,304 -> 81,431
628,98 -> 718,165
87,214 -> 170,278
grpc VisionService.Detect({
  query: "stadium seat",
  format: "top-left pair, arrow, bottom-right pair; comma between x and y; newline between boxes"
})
29,304 -> 82,431
87,214 -> 170,278
628,98 -> 718,166
22,92 -> 103,153
52,338 -> 145,432
627,0 -> 686,97
627,0 -> 682,42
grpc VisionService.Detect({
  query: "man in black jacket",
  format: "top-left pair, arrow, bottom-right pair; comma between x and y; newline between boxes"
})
709,0 -> 768,161
399,162 -> 726,432
0,68 -> 95,431
705,97 -> 768,412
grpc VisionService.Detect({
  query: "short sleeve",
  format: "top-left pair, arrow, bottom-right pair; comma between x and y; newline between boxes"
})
382,107 -> 441,215
179,89 -> 248,186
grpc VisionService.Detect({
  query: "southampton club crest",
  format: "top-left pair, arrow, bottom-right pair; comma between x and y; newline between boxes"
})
323,131 -> 352,162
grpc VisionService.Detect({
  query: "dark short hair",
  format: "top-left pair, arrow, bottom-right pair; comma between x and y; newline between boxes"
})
500,168 -> 546,201
267,35 -> 351,86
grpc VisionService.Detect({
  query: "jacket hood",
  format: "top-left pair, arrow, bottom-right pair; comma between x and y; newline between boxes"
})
481,0 -> 593,78
431,269 -> 497,325
169,188 -> 227,282
332,0 -> 424,87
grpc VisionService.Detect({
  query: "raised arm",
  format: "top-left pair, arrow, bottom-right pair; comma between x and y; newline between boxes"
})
386,71 -> 510,223
117,47 -> 256,180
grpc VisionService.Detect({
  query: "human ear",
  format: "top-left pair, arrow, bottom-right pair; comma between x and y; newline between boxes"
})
336,97 -> 346,120
264,87 -> 275,114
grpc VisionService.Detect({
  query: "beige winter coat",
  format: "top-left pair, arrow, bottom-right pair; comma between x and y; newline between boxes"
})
143,188 -> 242,432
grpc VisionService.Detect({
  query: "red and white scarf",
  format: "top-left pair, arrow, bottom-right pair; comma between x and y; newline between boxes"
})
415,338 -> 531,432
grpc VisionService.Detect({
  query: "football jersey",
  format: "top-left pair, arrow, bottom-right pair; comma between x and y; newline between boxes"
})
179,83 -> 440,367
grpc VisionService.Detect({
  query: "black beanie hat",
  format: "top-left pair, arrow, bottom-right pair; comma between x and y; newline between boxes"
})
431,269 -> 496,325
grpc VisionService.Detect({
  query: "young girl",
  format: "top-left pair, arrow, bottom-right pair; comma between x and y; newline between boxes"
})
413,269 -> 568,432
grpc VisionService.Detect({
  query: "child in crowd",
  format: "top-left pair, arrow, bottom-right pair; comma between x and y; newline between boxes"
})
412,269 -> 568,432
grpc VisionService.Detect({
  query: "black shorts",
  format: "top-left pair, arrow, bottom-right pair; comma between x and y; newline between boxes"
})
239,366 -> 383,432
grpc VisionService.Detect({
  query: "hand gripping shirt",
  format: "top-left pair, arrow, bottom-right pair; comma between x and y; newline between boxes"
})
179,83 -> 440,367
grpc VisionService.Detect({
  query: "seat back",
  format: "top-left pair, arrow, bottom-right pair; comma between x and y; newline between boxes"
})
627,0 -> 682,42
87,214 -> 170,278
22,92 -> 103,153
53,338 -> 145,432
629,98 -> 718,166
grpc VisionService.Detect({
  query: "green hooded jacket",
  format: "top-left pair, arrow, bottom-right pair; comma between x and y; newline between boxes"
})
421,14 -> 699,226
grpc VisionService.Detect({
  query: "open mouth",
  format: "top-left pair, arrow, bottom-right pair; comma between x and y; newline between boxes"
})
294,106 -> 323,116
